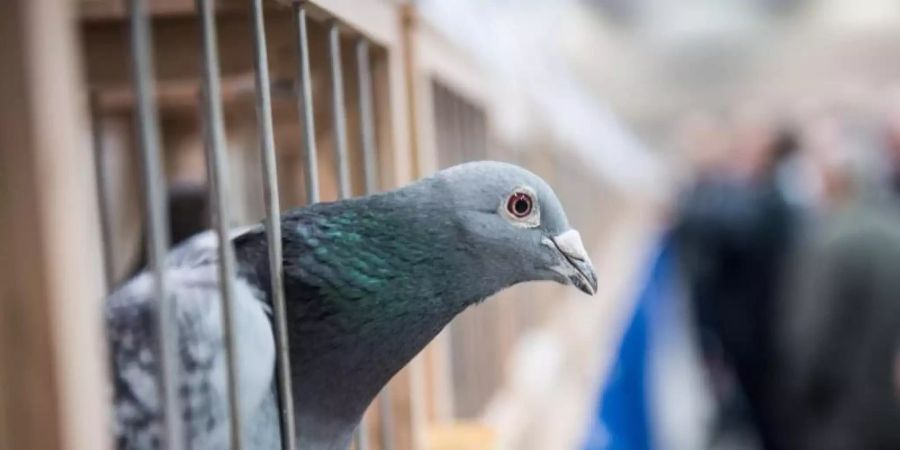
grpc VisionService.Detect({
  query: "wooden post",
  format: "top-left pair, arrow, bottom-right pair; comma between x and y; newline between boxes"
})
0,1 -> 110,449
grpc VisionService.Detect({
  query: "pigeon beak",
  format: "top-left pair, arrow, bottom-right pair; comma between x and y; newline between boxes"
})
547,229 -> 598,296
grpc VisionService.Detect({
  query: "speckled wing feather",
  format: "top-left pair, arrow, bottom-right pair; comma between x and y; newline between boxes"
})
105,230 -> 281,449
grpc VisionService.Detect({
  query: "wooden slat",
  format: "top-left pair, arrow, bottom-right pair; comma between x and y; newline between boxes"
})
93,75 -> 257,111
81,0 -> 248,21
426,422 -> 496,450
410,16 -> 488,113
0,1 -> 109,450
282,0 -> 402,49
80,0 -> 403,51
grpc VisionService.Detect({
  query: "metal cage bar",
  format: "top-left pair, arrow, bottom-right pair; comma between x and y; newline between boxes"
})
89,92 -> 116,293
355,37 -> 394,450
328,21 -> 352,200
249,1 -> 298,449
327,19 -> 366,450
125,1 -> 183,448
356,39 -> 379,197
293,1 -> 320,205
196,0 -> 244,447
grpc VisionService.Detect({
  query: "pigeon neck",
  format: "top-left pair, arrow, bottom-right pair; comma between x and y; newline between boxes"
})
279,193 -> 496,418
235,188 -> 504,445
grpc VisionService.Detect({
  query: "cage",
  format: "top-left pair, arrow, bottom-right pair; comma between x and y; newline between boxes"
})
0,1 -> 648,449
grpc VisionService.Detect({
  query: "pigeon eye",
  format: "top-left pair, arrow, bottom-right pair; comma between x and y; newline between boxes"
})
507,192 -> 534,218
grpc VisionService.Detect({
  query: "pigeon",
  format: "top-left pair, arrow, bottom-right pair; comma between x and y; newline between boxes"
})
106,161 -> 598,450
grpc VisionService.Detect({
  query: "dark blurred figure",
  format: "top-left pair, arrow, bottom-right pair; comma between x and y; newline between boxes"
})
776,204 -> 900,450
673,122 -> 800,450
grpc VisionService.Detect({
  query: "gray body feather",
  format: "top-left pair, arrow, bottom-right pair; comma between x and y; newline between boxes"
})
107,230 -> 281,449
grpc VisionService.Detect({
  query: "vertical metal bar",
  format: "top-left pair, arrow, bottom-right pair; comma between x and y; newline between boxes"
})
196,0 -> 243,448
89,92 -> 116,292
125,0 -> 181,448
356,37 -> 393,450
328,21 -> 351,199
356,39 -> 378,196
292,2 -> 320,205
249,1 -> 298,449
329,21 -> 361,449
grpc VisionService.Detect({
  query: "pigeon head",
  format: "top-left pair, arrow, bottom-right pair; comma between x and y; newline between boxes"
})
429,161 -> 598,295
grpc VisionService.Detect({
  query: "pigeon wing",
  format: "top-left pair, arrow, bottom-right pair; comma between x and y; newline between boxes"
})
106,231 -> 278,449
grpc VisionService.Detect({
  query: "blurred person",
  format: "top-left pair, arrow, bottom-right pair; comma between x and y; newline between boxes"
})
729,103 -> 780,181
672,115 -> 802,450
769,125 -> 825,214
586,113 -> 803,450
798,112 -> 856,210
776,201 -> 900,450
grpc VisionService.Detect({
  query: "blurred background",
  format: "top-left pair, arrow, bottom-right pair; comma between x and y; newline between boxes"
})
3,0 -> 900,449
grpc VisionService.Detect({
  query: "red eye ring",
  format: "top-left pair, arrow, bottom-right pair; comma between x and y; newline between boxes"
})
507,192 -> 534,218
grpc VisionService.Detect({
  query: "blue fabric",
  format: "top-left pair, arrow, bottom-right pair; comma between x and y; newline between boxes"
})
582,239 -> 675,450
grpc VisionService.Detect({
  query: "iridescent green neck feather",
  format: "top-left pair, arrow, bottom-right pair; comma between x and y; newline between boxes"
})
234,182 -> 507,447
